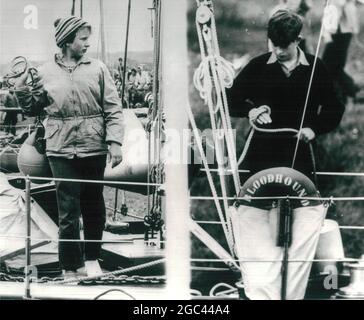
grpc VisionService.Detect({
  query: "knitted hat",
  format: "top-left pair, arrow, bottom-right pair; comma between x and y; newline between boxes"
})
54,16 -> 90,48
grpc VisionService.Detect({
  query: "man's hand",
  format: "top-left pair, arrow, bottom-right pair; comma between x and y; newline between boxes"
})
248,105 -> 272,125
296,128 -> 316,143
108,142 -> 123,168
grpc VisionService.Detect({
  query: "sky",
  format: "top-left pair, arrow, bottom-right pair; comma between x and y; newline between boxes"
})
0,0 -> 154,62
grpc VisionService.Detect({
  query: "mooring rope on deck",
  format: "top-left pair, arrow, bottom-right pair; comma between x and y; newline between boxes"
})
54,258 -> 166,285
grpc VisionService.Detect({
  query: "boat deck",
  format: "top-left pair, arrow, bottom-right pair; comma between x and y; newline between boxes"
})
0,281 -> 166,300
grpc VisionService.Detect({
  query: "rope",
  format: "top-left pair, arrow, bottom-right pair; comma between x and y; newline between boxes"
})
191,266 -> 230,272
194,220 -> 227,225
0,235 -> 138,243
315,172 -> 364,177
190,289 -> 203,296
339,226 -> 364,230
194,1 -> 240,195
238,108 -> 310,166
194,21 -> 240,194
93,288 -> 136,300
8,174 -> 161,187
55,258 -> 165,285
193,1 -> 242,255
291,0 -> 332,168
193,56 -> 235,104
191,258 -> 362,263
237,117 -> 318,187
209,283 -> 237,297
191,195 -> 364,201
193,221 -> 364,231
0,124 -> 35,128
201,169 -> 364,177
186,103 -> 235,256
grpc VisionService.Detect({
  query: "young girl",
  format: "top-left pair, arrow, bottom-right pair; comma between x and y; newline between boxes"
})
15,16 -> 124,279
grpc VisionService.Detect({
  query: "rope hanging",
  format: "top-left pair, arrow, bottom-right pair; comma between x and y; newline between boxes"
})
193,1 -> 240,194
193,0 -> 242,256
237,107 -> 318,187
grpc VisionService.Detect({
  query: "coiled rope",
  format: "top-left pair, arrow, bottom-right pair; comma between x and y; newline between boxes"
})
192,0 -> 241,257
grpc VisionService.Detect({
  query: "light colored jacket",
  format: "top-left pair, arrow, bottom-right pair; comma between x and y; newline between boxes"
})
15,54 -> 124,158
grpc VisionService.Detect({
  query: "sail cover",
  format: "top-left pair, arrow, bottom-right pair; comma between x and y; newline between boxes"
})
0,173 -> 58,262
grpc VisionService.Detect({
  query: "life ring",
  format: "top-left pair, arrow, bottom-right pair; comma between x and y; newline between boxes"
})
238,167 -> 321,209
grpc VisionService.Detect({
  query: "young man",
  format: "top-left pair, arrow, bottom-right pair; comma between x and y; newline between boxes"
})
227,10 -> 345,300
227,10 -> 345,179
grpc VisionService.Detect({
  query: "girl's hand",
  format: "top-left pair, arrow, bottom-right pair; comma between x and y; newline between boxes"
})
108,142 -> 123,168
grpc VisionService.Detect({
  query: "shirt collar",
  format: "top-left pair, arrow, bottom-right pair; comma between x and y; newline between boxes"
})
267,47 -> 310,67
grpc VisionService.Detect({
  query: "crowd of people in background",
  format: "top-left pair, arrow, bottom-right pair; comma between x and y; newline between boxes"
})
112,57 -> 153,108
0,87 -> 22,136
0,55 -> 153,137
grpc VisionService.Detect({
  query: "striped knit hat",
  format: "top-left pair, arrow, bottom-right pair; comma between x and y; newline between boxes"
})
54,16 -> 90,48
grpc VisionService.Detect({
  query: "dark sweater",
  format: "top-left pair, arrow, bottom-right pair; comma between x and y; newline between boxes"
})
227,52 -> 345,177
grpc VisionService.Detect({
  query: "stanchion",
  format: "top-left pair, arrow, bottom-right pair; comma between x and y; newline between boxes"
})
24,176 -> 32,299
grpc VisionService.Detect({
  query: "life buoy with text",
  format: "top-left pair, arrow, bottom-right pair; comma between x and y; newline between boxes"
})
238,167 -> 321,209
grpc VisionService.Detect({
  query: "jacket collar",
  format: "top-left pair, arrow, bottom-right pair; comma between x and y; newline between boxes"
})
55,53 -> 91,69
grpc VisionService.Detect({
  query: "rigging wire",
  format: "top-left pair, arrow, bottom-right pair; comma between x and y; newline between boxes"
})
192,1 -> 242,255
291,0 -> 332,168
120,0 -> 132,107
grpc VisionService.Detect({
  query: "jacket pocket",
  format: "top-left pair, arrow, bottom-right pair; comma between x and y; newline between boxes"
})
89,122 -> 105,137
44,123 -> 59,139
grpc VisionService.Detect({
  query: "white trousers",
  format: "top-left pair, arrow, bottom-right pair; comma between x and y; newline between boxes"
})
229,204 -> 327,300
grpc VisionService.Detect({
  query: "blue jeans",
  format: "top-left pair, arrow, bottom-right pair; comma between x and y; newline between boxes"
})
48,155 -> 107,271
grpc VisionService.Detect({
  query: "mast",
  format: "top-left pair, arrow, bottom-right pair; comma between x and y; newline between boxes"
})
71,0 -> 75,15
120,0 -> 132,106
99,0 -> 107,64
162,0 -> 191,299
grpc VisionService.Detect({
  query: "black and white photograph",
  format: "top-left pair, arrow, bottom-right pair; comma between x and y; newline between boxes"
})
0,0 -> 364,305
